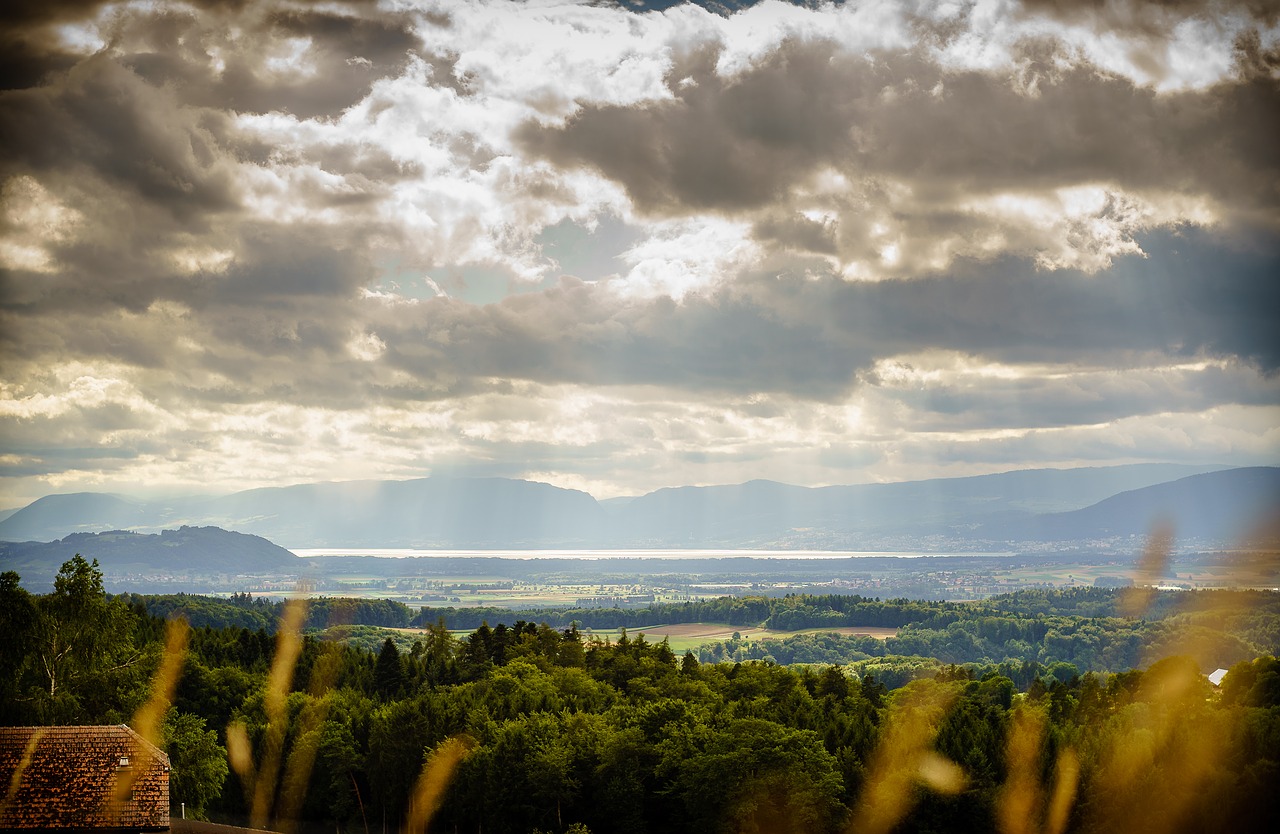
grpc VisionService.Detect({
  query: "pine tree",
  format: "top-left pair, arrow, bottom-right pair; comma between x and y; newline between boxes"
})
374,637 -> 405,699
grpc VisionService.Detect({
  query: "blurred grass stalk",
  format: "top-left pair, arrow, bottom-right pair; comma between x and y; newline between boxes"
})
216,598 -> 307,829
404,735 -> 474,834
997,706 -> 1078,834
1119,519 -> 1174,619
113,617 -> 190,809
846,681 -> 962,834
0,730 -> 44,817
224,593 -> 471,833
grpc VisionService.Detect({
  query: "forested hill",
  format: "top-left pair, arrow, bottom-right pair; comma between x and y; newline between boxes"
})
121,585 -> 1280,636
0,526 -> 298,587
120,592 -> 413,633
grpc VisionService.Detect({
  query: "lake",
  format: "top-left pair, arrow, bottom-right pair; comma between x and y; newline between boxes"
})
288,548 -> 1017,560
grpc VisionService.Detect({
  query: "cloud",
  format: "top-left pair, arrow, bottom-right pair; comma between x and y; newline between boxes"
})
0,0 -> 1276,504
518,32 -> 1279,278
862,354 -> 1279,432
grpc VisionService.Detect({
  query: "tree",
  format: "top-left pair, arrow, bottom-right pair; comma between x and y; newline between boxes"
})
421,616 -> 458,685
374,637 -> 406,700
30,555 -> 140,721
0,572 -> 37,722
163,710 -> 229,819
657,718 -> 846,834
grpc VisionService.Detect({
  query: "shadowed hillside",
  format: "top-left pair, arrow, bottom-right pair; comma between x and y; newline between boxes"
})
0,527 -> 299,588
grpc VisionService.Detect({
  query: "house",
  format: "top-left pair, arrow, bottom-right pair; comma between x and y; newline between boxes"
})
0,725 -> 170,832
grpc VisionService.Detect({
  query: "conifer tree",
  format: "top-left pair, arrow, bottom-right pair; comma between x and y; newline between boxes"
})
373,637 -> 405,700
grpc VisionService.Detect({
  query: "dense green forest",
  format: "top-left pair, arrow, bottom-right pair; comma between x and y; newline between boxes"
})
121,585 -> 1280,680
3,557 -> 1279,833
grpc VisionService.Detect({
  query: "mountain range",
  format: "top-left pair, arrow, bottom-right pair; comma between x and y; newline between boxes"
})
1,463 -> 1275,549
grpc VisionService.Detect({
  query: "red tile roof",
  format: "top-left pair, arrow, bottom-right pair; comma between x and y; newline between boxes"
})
0,725 -> 170,831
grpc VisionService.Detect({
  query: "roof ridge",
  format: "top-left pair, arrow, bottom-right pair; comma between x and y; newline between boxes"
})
117,724 -> 170,767
0,724 -> 170,768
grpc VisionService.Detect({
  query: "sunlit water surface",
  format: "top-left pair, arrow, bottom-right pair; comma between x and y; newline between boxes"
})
288,548 -> 1016,560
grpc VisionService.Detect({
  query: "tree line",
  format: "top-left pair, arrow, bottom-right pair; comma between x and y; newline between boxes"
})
3,557 -> 1278,833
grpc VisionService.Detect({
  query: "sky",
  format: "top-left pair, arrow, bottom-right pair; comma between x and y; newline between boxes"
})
0,0 -> 1278,507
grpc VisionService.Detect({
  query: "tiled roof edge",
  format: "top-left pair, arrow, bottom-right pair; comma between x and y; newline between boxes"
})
0,725 -> 171,769
117,725 -> 171,769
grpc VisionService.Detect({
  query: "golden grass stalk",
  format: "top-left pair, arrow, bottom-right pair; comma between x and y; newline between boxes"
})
132,617 -> 190,747
1044,748 -> 1078,834
403,735 -> 475,834
112,617 -> 190,809
1083,656 -> 1226,832
916,750 -> 966,795
1119,519 -> 1173,618
248,597 -> 307,830
996,706 -> 1079,834
275,646 -> 344,832
0,729 -> 44,817
226,719 -> 256,809
845,681 -> 960,834
996,707 -> 1044,834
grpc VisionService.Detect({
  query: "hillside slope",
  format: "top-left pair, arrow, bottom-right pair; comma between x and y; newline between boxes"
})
0,526 -> 299,586
993,467 -> 1280,543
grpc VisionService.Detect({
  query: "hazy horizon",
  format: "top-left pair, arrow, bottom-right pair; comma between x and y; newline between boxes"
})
2,460 -> 1256,511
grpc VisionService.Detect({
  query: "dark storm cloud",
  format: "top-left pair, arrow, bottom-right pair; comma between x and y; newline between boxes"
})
751,211 -> 839,255
1,1 -> 416,117
517,37 -> 1280,225
0,53 -> 240,217
5,218 -> 1273,413
327,227 -> 1279,403
119,6 -> 418,118
1,223 -> 378,369
0,0 -> 109,25
878,363 -> 1278,432
0,1 -> 198,90
1,3 -> 1274,411
0,30 -> 82,92
516,40 -> 858,214
1019,0 -> 1280,28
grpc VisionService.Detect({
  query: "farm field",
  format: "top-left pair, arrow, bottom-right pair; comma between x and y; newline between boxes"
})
617,623 -> 899,653
391,622 -> 900,655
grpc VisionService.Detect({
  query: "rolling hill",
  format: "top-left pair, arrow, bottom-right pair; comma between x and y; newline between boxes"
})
994,467 -> 1280,543
0,526 -> 299,587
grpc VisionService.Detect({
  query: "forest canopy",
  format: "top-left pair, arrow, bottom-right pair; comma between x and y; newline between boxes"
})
2,558 -> 1278,833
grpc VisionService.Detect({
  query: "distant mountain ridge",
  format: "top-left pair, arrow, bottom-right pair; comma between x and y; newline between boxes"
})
0,464 -> 1273,549
608,464 -> 1244,544
993,467 -> 1280,543
0,477 -> 609,547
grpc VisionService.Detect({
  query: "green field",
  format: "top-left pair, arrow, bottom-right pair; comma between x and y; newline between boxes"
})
385,622 -> 900,654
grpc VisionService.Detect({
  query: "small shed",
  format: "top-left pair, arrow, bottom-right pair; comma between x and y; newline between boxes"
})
0,724 -> 170,831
